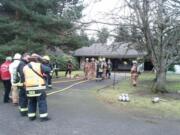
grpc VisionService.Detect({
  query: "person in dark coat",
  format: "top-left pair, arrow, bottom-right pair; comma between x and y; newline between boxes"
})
42,56 -> 53,89
16,53 -> 30,116
52,60 -> 60,78
65,60 -> 73,78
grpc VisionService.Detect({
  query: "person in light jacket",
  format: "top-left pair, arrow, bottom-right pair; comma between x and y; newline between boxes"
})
9,53 -> 22,105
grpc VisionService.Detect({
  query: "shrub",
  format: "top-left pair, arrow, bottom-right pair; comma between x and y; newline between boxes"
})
49,54 -> 79,71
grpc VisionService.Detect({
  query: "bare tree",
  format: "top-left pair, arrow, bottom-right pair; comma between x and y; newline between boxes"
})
97,27 -> 109,44
116,0 -> 180,92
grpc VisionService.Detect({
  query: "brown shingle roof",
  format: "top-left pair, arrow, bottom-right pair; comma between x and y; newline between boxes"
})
74,43 -> 146,58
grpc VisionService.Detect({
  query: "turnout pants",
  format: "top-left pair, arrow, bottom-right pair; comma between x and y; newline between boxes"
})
28,91 -> 48,119
12,86 -> 19,104
19,87 -> 28,116
47,74 -> 52,88
3,80 -> 11,103
96,72 -> 103,79
44,74 -> 52,88
131,73 -> 138,86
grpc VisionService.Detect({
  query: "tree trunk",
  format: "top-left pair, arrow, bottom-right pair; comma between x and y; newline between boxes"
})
153,69 -> 167,93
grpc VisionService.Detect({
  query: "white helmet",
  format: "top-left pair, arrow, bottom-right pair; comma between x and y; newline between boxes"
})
13,53 -> 21,60
132,60 -> 137,64
91,57 -> 95,61
6,56 -> 12,61
86,58 -> 89,61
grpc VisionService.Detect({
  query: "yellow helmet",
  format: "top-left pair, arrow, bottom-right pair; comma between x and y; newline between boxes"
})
43,55 -> 50,61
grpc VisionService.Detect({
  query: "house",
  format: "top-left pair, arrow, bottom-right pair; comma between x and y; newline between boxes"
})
73,43 -> 153,71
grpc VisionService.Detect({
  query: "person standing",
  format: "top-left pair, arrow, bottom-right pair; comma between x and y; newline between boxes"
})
84,58 -> 90,80
53,60 -> 60,78
17,53 -> 30,116
9,53 -> 22,105
23,55 -> 51,121
131,61 -> 138,86
89,58 -> 96,79
65,60 -> 73,78
0,57 -> 12,103
106,59 -> 112,79
96,58 -> 103,80
102,58 -> 107,79
42,55 -> 53,89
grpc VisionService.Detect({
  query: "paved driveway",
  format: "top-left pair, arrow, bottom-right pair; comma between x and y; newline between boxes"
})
0,73 -> 180,135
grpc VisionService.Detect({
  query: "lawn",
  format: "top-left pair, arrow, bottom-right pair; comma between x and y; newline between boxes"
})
52,70 -> 84,78
97,72 -> 180,118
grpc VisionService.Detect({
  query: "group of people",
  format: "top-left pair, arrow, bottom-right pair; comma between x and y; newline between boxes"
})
0,53 -> 53,122
83,57 -> 112,80
0,52 -> 143,121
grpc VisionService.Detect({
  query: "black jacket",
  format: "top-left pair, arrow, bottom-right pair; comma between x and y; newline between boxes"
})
17,59 -> 28,83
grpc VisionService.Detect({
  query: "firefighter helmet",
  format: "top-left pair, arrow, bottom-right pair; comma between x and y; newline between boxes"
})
13,53 -> 21,60
43,55 -> 50,61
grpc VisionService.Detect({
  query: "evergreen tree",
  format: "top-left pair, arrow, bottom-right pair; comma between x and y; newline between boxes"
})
0,0 -> 84,60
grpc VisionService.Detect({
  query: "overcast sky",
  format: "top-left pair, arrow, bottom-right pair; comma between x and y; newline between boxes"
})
81,0 -> 123,39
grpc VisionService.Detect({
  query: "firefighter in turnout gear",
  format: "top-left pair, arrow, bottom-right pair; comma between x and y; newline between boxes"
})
9,53 -> 22,105
131,61 -> 138,86
84,58 -> 90,80
89,58 -> 96,79
96,58 -> 103,80
42,55 -> 53,89
106,59 -> 112,79
23,55 -> 51,121
17,53 -> 30,116
102,58 -> 107,79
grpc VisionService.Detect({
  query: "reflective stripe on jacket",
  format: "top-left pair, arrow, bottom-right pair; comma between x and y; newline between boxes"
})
23,62 -> 45,95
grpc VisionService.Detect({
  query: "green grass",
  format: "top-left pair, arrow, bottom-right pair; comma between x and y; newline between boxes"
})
97,72 -> 180,118
52,70 -> 84,78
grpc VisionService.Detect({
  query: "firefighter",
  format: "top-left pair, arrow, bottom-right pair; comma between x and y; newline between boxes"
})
106,59 -> 112,79
84,58 -> 90,80
102,58 -> 107,79
23,55 -> 51,121
65,60 -> 73,78
131,60 -> 138,86
42,55 -> 53,89
96,58 -> 103,80
0,57 -> 12,103
16,53 -> 30,116
89,58 -> 96,79
9,53 -> 22,105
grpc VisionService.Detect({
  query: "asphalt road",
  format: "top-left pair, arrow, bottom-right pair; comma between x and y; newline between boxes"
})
0,74 -> 180,135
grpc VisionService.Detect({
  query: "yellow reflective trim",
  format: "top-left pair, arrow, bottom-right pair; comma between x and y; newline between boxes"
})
17,83 -> 23,87
26,86 -> 46,90
27,93 -> 41,97
40,113 -> 48,118
28,113 -> 36,117
19,107 -> 28,112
